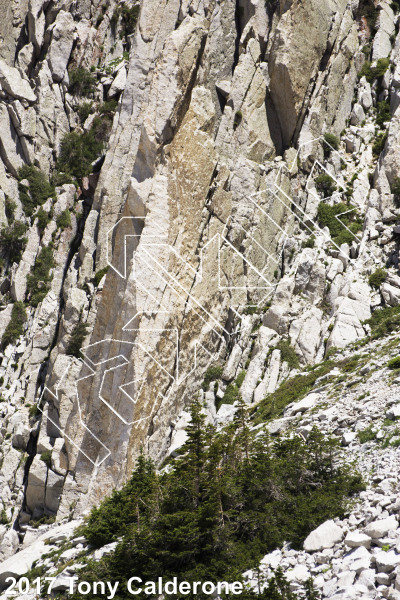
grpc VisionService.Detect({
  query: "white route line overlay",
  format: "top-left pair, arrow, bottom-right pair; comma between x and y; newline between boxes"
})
38,135 -> 363,466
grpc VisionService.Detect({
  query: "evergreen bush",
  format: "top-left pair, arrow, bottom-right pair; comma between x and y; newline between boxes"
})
40,451 -> 52,468
359,57 -> 390,83
275,340 -> 299,370
365,305 -> 400,339
0,221 -> 28,264
36,207 -> 51,233
4,197 -> 16,222
391,177 -> 400,207
355,0 -> 379,33
376,100 -> 391,128
315,174 -> 336,198
66,322 -> 89,358
387,356 -> 400,369
76,399 -> 363,600
18,165 -> 55,216
323,133 -> 339,154
77,101 -> 93,124
56,116 -> 112,181
357,425 -> 376,443
302,236 -> 315,248
112,5 -> 140,43
372,131 -> 388,157
317,202 -> 362,245
26,245 -> 55,307
56,209 -> 72,230
1,301 -> 27,349
93,266 -> 109,286
202,366 -> 223,391
68,68 -> 97,97
368,268 -> 387,289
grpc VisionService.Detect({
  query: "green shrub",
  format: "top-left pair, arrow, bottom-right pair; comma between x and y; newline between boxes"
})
68,68 -> 96,97
359,57 -> 390,83
366,305 -> 400,339
0,509 -> 8,525
391,177 -> 400,207
357,425 -> 376,443
388,356 -> 400,369
1,301 -> 27,349
40,450 -> 52,468
315,174 -> 337,198
5,196 -> 16,222
76,400 -> 363,599
368,268 -> 387,289
376,100 -> 391,128
217,371 -> 247,410
355,0 -> 379,33
0,221 -> 28,264
93,266 -> 109,286
235,370 -> 246,387
373,131 -> 388,157
202,366 -> 223,391
26,246 -> 55,307
29,404 -> 41,419
18,165 -> 55,216
98,99 -> 118,114
275,340 -> 299,370
323,133 -> 339,154
36,207 -> 51,233
77,101 -> 93,124
66,322 -> 89,358
56,209 -> 71,230
112,5 -> 140,43
317,202 -> 362,245
56,115 -> 111,181
254,361 -> 332,423
302,236 -> 315,248
56,129 -> 103,181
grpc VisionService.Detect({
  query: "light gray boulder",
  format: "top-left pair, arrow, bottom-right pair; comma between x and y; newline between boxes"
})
48,11 -> 76,82
0,60 -> 36,102
344,532 -> 371,549
285,392 -> 320,416
364,515 -> 398,539
303,520 -> 344,552
376,550 -> 400,573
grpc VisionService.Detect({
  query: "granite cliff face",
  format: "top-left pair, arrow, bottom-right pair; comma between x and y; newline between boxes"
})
2,0 -> 400,594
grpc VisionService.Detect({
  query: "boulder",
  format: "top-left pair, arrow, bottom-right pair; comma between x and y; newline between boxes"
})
382,282 -> 400,307
25,456 -> 47,513
48,11 -> 76,82
109,67 -> 127,98
45,469 -> 65,513
341,431 -> 357,446
372,3 -> 395,61
344,532 -> 371,549
0,60 -> 36,102
285,392 -> 320,416
343,546 -> 372,572
387,404 -> 400,420
350,103 -> 365,126
0,520 -> 81,586
222,344 -> 242,381
364,516 -> 398,539
303,520 -> 344,552
0,529 -> 19,562
0,538 -> 49,587
376,550 -> 400,573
